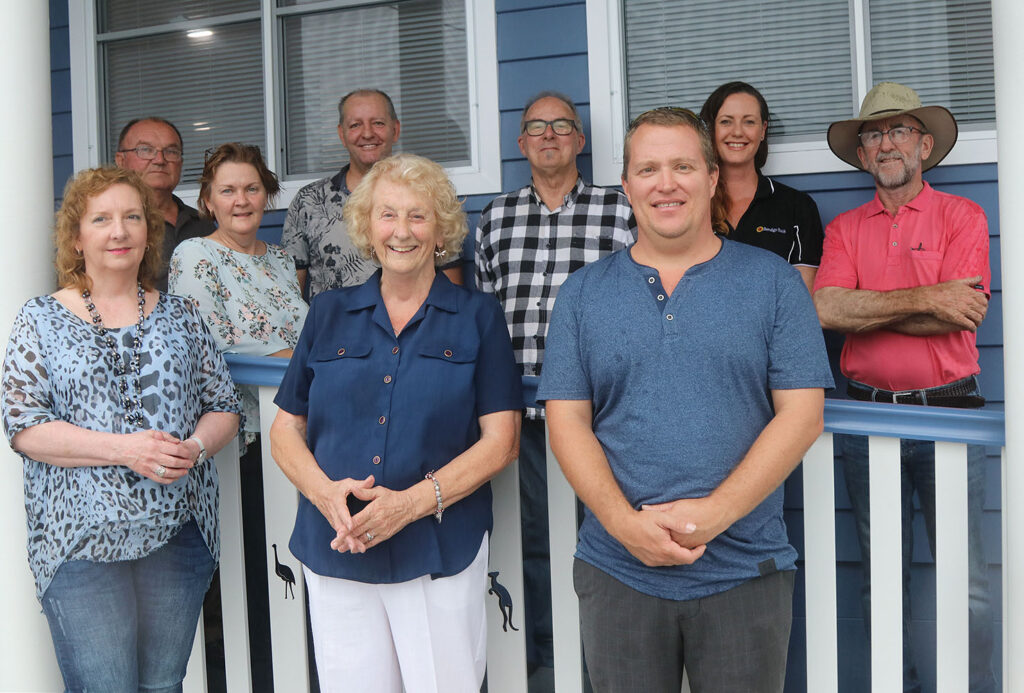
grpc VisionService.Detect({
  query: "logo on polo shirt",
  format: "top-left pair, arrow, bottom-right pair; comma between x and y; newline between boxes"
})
756,225 -> 787,234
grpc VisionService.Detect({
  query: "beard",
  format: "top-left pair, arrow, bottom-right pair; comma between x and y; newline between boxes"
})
867,147 -> 921,189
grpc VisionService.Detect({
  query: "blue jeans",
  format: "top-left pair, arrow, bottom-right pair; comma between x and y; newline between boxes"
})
40,520 -> 215,693
839,434 -> 996,693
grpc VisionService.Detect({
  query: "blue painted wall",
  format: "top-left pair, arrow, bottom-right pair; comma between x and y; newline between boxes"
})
49,1 -> 1003,690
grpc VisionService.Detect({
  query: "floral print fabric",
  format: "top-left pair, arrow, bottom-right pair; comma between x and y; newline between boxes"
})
169,237 -> 308,436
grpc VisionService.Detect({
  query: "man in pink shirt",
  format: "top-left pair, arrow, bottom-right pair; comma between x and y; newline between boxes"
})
813,82 -> 995,692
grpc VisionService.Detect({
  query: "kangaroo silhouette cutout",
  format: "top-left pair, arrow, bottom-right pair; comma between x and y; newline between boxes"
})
487,571 -> 519,632
271,543 -> 296,600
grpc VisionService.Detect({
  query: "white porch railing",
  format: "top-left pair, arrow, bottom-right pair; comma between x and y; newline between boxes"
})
181,356 -> 1005,693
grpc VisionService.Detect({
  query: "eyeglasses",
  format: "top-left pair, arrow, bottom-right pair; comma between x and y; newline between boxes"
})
118,145 -> 183,162
858,125 -> 925,148
628,107 -> 706,132
522,119 -> 577,136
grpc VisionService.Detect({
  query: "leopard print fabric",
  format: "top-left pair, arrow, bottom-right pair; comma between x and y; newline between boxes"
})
2,293 -> 241,599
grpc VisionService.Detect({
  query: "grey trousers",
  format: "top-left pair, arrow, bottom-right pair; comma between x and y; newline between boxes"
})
574,559 -> 794,693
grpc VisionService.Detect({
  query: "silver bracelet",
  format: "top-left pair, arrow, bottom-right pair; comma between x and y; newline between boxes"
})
188,435 -> 207,465
425,471 -> 443,523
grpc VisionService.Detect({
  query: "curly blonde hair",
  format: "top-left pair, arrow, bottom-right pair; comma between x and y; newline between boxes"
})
343,154 -> 467,266
55,167 -> 164,291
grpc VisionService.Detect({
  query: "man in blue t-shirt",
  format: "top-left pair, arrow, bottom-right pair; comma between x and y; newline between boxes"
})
538,107 -> 834,692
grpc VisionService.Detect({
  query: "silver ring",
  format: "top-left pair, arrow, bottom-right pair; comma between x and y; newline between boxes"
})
365,532 -> 374,541
155,465 -> 167,478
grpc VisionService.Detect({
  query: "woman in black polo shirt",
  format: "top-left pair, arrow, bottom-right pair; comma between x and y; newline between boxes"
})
700,82 -> 823,292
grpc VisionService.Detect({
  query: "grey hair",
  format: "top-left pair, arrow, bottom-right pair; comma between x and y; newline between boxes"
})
520,91 -> 583,133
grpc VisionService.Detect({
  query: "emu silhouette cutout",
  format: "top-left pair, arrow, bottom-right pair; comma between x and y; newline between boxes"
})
271,543 -> 296,600
487,571 -> 518,632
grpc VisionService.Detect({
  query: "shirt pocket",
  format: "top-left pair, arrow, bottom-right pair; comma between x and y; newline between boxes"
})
907,250 -> 943,286
414,340 -> 481,431
308,342 -> 375,406
311,342 -> 372,363
416,340 -> 479,365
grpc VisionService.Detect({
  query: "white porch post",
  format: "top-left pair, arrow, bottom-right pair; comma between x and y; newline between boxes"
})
0,1 -> 61,690
992,0 -> 1024,688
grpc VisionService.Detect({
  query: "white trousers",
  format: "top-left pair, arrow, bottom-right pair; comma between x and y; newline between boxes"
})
303,535 -> 489,693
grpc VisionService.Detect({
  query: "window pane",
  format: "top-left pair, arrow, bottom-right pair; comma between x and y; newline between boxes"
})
103,21 -> 266,183
282,0 -> 470,177
623,0 -> 853,141
869,0 -> 994,128
99,0 -> 258,33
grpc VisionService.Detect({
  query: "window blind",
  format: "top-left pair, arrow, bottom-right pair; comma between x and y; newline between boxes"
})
99,0 -> 258,33
102,21 -> 266,184
282,0 -> 470,177
869,0 -> 995,128
622,0 -> 854,141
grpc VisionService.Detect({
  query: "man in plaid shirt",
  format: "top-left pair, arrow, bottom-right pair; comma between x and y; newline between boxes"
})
475,91 -> 635,675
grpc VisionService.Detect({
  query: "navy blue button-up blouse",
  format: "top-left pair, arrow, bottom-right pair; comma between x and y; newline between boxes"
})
275,271 -> 523,583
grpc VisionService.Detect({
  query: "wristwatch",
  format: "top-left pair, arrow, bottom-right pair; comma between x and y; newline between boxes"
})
188,435 -> 207,465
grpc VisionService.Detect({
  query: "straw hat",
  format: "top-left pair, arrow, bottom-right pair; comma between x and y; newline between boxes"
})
827,82 -> 958,172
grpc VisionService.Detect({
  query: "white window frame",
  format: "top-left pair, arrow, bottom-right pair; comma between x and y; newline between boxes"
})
585,0 -> 997,187
67,0 -> 501,208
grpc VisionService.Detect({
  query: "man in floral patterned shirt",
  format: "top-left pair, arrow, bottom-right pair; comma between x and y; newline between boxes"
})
282,89 -> 400,298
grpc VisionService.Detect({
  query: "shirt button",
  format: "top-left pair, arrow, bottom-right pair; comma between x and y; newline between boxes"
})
666,314 -> 674,321
648,277 -> 656,284
443,349 -> 453,358
378,415 -> 386,425
372,455 -> 381,465
392,346 -> 399,355
892,241 -> 898,246
337,347 -> 345,355
657,294 -> 665,301
383,375 -> 392,384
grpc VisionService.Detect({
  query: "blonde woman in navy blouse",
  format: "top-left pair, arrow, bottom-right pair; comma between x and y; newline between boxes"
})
270,153 -> 522,692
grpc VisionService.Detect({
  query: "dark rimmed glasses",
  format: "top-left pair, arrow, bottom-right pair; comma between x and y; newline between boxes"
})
522,118 -> 578,136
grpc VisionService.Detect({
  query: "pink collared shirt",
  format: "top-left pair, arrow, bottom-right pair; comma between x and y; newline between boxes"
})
814,182 -> 990,391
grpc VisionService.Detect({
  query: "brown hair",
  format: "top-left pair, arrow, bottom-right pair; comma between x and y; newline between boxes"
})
343,153 -> 467,265
55,166 -> 164,291
699,82 -> 770,170
197,143 -> 280,219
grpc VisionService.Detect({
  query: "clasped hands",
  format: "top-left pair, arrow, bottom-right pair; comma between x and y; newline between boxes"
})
122,430 -> 202,485
315,475 -> 418,554
613,496 -> 728,568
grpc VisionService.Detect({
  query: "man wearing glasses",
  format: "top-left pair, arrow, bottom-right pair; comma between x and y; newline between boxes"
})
814,82 -> 996,692
115,117 -> 213,291
475,91 -> 635,678
539,107 -> 831,691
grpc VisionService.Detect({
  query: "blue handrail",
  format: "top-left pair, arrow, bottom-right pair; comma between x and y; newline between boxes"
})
225,355 -> 1005,447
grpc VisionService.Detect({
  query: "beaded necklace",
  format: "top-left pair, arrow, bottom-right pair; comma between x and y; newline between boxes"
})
82,283 -> 146,427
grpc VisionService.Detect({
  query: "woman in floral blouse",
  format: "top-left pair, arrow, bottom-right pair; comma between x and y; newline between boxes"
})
169,143 -> 308,444
169,143 -> 308,680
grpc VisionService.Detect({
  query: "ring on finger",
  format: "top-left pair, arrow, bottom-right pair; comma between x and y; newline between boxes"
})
365,532 -> 374,541
155,464 -> 167,478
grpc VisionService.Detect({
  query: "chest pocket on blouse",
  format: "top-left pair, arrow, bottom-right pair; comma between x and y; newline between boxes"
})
309,342 -> 376,403
417,341 -> 479,365
415,340 -> 481,421
312,342 -> 372,363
